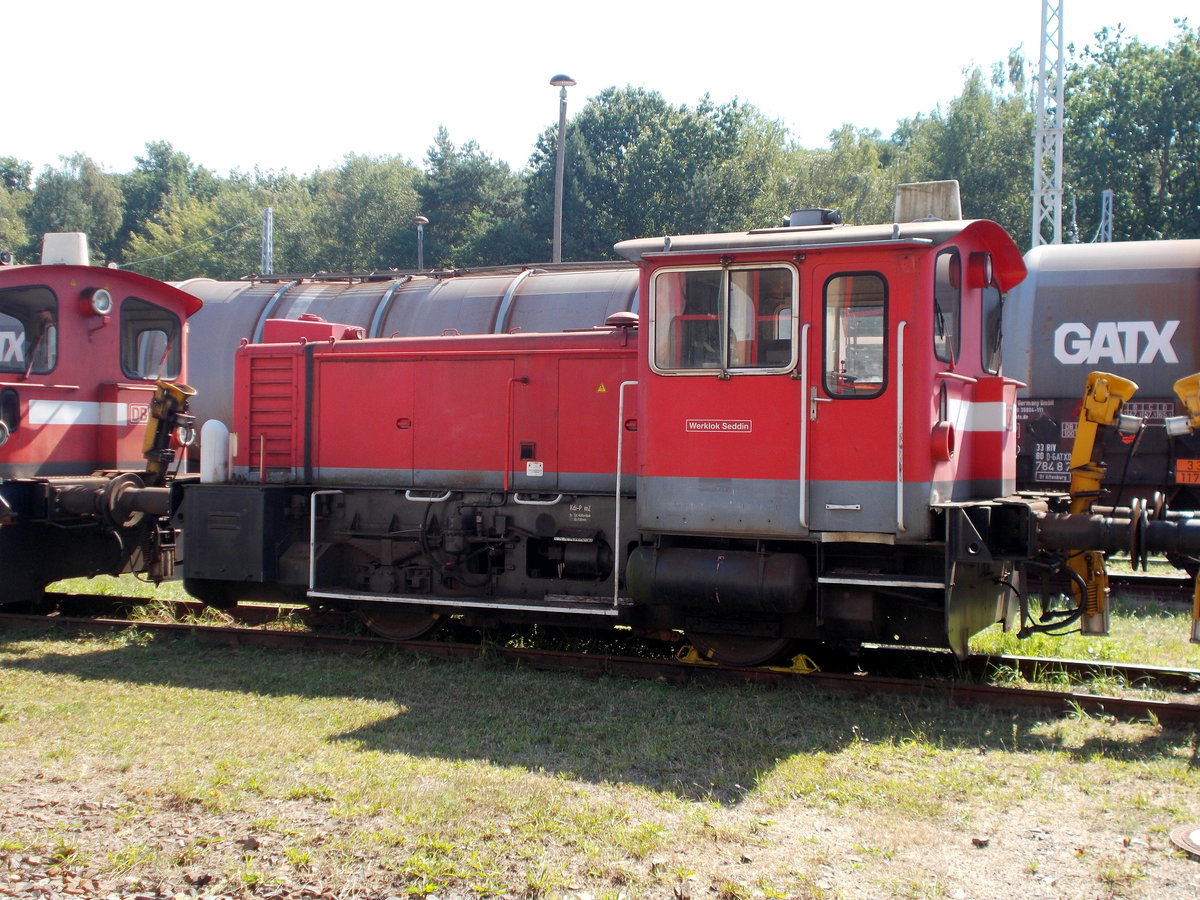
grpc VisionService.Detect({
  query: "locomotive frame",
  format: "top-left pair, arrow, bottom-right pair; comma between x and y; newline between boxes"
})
174,217 -> 1061,663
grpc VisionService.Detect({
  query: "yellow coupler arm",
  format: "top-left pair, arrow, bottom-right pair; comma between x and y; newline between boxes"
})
1068,372 -> 1139,635
141,380 -> 197,486
1173,373 -> 1200,643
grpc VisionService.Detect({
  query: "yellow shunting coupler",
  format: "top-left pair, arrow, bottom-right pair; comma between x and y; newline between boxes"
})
1174,373 -> 1200,644
1066,372 -> 1139,635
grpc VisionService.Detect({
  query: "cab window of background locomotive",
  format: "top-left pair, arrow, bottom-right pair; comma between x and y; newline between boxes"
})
823,273 -> 886,398
0,287 -> 57,375
120,298 -> 182,380
652,268 -> 723,370
933,249 -> 961,363
981,283 -> 1003,374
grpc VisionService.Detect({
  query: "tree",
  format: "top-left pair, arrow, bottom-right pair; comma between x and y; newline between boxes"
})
889,66 -> 1033,245
524,87 -> 797,260
305,155 -> 422,271
118,142 -> 218,253
0,157 -> 32,258
26,154 -> 124,262
0,157 -> 32,193
121,169 -> 319,280
417,128 -> 527,267
786,126 -> 895,226
1066,21 -> 1200,240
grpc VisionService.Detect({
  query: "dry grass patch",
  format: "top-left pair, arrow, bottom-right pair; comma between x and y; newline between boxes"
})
2,617 -> 1199,898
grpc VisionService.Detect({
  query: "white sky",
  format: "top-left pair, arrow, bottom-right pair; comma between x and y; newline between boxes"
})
7,0 -> 1189,178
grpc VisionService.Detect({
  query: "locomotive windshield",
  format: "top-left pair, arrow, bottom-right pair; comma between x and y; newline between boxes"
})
120,297 -> 182,381
0,286 -> 58,376
651,265 -> 796,372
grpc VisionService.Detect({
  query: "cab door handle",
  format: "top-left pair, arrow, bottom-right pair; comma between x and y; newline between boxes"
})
809,387 -> 832,421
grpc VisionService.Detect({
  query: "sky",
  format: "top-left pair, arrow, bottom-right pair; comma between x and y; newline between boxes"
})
6,0 -> 1190,179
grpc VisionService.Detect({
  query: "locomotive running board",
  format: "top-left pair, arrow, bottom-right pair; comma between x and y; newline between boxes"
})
817,574 -> 947,590
305,589 -> 631,617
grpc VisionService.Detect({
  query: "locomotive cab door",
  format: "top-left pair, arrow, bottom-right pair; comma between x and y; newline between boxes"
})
803,263 -> 904,535
638,263 -> 805,537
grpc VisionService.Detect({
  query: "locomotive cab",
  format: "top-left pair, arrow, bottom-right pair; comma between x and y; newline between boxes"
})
0,234 -> 202,606
616,218 -> 1028,660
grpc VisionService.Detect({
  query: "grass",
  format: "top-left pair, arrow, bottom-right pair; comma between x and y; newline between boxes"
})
969,591 -> 1200,669
1,621 -> 1199,898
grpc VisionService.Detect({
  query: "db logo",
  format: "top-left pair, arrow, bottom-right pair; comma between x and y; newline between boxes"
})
128,404 -> 151,425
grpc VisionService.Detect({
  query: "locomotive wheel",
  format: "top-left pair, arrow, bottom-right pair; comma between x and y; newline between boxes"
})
685,632 -> 794,667
359,603 -> 440,641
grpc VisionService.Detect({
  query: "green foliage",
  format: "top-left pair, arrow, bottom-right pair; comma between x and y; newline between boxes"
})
27,153 -> 123,262
418,127 -> 527,267
306,153 -> 422,271
1067,21 -> 1200,240
0,183 -> 31,258
524,87 -> 796,260
889,65 -> 1034,245
0,156 -> 33,192
9,25 -> 1198,276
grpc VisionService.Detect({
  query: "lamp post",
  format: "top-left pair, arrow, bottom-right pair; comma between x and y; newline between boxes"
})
549,74 -> 575,263
412,215 -> 428,271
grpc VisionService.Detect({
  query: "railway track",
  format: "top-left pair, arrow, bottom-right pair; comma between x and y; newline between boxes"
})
1107,570 -> 1195,600
4,593 -> 1198,727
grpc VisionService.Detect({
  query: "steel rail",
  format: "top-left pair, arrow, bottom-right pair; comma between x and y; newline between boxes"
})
3,604 -> 1197,726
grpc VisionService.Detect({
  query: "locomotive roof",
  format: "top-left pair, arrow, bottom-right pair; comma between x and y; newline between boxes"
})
614,219 -> 1026,290
0,263 -> 204,318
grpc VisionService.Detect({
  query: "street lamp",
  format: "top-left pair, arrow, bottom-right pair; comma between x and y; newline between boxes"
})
549,74 -> 575,263
412,215 -> 429,270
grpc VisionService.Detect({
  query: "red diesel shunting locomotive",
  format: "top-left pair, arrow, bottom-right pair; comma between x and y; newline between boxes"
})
0,234 -> 200,605
175,203 -> 1200,664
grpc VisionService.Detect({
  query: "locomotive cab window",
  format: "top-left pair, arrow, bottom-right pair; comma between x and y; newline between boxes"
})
651,265 -> 795,372
981,281 -> 1003,374
824,273 -> 885,398
0,286 -> 58,375
933,249 -> 961,363
121,297 -> 182,380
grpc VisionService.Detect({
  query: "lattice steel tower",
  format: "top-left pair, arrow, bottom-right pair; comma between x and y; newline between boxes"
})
1032,0 -> 1065,248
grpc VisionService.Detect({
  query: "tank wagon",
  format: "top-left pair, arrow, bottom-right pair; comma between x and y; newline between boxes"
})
0,234 -> 199,605
173,213 -> 1200,662
1004,240 -> 1200,508
176,263 -> 639,436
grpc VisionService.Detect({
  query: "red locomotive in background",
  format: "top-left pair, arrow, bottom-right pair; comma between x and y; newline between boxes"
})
4,189 -> 1200,662
0,234 -> 199,604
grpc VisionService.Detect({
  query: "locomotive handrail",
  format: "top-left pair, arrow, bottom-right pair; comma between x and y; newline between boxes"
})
935,371 -> 979,384
634,237 -> 937,262
798,323 -> 811,530
897,320 -> 907,534
512,493 -> 564,506
614,380 -> 638,607
404,490 -> 453,503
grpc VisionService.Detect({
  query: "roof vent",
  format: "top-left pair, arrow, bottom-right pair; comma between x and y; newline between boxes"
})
894,181 -> 962,223
41,233 -> 90,266
787,208 -> 842,227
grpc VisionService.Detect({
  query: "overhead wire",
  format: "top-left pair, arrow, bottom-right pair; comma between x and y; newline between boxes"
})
118,219 -> 253,270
